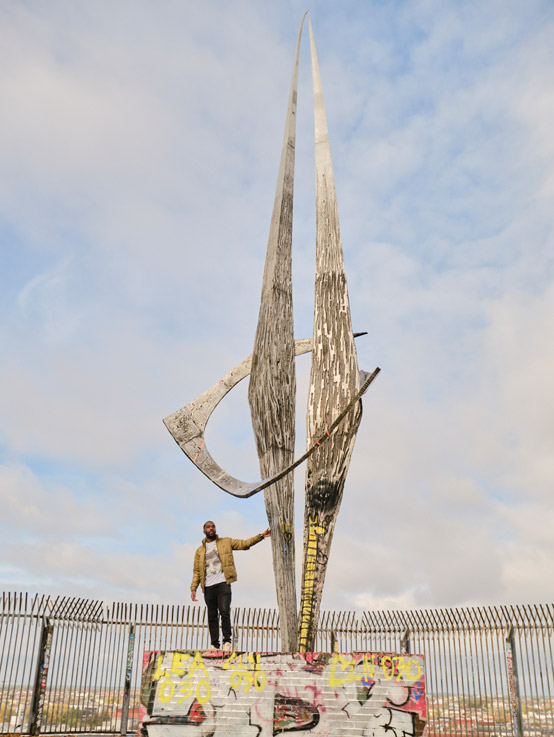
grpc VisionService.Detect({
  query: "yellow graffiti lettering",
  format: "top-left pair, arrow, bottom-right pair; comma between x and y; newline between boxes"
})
394,656 -> 422,683
329,654 -> 362,687
299,517 -> 326,650
239,653 -> 250,669
170,652 -> 191,676
153,652 -> 195,681
224,653 -> 265,694
230,670 -> 266,694
196,679 -> 211,704
158,677 -> 211,705
230,671 -> 245,691
176,679 -> 194,703
223,652 -> 251,670
381,655 -> 395,681
222,653 -> 235,670
329,655 -> 347,687
361,654 -> 375,682
152,654 -> 166,681
157,678 -> 175,703
154,652 -> 211,705
188,651 -> 209,679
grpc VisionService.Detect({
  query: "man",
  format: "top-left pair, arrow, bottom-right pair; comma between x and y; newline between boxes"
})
191,520 -> 270,652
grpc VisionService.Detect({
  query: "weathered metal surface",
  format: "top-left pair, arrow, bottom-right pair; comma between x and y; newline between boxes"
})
506,624 -> 524,737
29,618 -> 53,736
163,340 -> 377,500
162,339 -> 311,498
164,338 -> 312,497
247,14 -> 306,652
298,21 -> 363,652
120,624 -> 136,737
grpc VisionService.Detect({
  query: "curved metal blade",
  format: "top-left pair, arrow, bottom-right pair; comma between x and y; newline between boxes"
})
163,339 -> 379,499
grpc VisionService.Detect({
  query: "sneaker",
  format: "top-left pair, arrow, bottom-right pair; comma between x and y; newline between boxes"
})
209,644 -> 219,652
223,642 -> 232,654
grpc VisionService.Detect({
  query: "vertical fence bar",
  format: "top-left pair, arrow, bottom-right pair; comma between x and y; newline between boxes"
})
506,623 -> 524,737
495,612 -> 511,726
29,618 -> 53,736
112,604 -> 125,733
13,594 -> 34,732
119,623 -> 136,737
55,603 -> 74,732
535,605 -> 554,732
400,627 -> 410,655
5,594 -> 24,720
114,608 -> 128,733
97,604 -> 112,733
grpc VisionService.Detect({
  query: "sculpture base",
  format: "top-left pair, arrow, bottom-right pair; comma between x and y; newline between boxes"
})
140,650 -> 427,736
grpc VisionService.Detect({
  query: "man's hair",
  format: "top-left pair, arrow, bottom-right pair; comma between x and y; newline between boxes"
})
203,520 -> 215,530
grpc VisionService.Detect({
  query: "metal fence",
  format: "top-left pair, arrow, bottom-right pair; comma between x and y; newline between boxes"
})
1,593 -> 552,735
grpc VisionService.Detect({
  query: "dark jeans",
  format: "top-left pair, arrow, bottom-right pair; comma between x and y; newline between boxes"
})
204,582 -> 232,648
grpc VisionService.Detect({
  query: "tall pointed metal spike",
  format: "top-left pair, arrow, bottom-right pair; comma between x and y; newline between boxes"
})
247,13 -> 307,652
299,20 -> 362,652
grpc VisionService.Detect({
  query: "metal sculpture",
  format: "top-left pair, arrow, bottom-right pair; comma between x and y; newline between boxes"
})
247,14 -> 306,650
298,21 -> 366,651
163,16 -> 379,652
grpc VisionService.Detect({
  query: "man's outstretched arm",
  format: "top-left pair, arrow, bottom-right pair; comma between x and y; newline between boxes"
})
231,528 -> 271,550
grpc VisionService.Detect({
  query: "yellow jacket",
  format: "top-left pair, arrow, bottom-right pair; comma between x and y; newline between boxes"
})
191,534 -> 264,593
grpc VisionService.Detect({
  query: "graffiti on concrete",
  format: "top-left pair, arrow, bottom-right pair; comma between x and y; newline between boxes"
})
140,650 -> 427,737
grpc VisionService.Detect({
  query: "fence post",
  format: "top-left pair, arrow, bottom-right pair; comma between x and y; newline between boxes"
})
120,623 -> 136,736
505,624 -> 524,737
400,628 -> 411,655
29,617 -> 54,736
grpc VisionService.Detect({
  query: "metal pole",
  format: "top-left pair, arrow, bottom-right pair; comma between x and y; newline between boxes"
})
120,623 -> 136,736
506,624 -> 524,737
29,617 -> 53,736
400,628 -> 410,655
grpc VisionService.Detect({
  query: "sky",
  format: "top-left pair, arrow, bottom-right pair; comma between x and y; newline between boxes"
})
1,0 -> 553,616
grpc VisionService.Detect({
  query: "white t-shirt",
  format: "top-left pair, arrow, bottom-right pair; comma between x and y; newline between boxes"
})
205,540 -> 226,587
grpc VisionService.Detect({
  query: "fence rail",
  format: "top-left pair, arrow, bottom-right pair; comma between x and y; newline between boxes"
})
1,593 -> 553,735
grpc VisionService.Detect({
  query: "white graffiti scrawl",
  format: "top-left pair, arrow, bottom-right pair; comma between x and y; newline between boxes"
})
139,651 -> 427,737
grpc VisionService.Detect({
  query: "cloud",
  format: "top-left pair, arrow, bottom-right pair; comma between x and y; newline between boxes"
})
0,0 -> 553,615
0,462 -> 114,538
0,538 -> 194,602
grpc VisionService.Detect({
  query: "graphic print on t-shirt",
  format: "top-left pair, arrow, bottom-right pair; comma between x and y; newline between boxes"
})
205,540 -> 226,586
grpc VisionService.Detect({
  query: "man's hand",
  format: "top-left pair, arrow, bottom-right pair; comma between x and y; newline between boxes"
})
261,528 -> 271,538
191,590 -> 198,602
